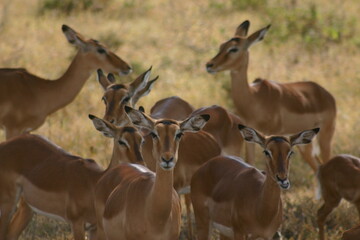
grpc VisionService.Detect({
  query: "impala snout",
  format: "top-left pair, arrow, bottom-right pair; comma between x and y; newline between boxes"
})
276,175 -> 290,190
120,66 -> 133,76
206,62 -> 216,74
160,155 -> 175,170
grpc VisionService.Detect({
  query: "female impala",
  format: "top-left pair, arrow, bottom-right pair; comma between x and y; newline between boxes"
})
0,115 -> 143,240
94,106 -> 210,240
317,154 -> 360,240
0,24 -> 131,140
191,125 -> 319,240
206,20 -> 336,171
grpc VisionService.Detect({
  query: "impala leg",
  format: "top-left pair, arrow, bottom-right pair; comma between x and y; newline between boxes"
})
184,194 -> 194,240
245,142 -> 255,165
317,199 -> 340,240
191,194 -> 211,240
0,185 -> 21,239
297,143 -> 318,172
71,220 -> 85,240
317,122 -> 335,163
6,198 -> 33,240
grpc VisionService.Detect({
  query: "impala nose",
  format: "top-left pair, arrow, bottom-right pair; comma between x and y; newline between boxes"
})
160,156 -> 175,170
206,63 -> 214,69
276,175 -> 290,190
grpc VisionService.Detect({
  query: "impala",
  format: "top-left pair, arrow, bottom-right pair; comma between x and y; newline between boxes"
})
97,67 -> 158,126
0,25 -> 131,140
191,125 -> 319,240
98,82 -> 221,239
206,20 -> 336,171
93,106 -> 210,240
0,116 -> 143,240
317,154 -> 360,240
342,225 -> 360,240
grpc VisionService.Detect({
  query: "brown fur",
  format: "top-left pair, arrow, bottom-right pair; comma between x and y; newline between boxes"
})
0,25 -> 131,140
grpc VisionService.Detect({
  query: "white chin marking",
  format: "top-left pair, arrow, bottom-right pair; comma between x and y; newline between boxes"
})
279,180 -> 290,190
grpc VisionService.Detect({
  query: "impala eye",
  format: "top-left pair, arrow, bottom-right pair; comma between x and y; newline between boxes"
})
228,47 -> 239,53
263,150 -> 271,157
150,132 -> 158,139
118,140 -> 127,146
122,97 -> 130,104
175,132 -> 183,140
97,48 -> 106,54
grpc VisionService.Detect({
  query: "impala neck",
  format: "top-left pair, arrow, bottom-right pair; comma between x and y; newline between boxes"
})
107,143 -> 126,170
256,165 -> 281,225
43,52 -> 94,114
148,163 -> 174,226
230,52 -> 252,113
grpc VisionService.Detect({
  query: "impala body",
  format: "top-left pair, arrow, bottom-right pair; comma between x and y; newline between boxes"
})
94,107 -> 211,240
191,125 -> 319,239
0,117 -> 144,240
317,154 -> 360,240
0,25 -> 131,140
206,20 -> 336,171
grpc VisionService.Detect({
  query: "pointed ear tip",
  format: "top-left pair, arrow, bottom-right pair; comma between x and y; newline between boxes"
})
238,124 -> 246,130
61,24 -> 69,32
88,114 -> 95,120
313,128 -> 320,133
97,69 -> 103,75
139,106 -> 145,112
267,24 -> 271,29
201,114 -> 210,121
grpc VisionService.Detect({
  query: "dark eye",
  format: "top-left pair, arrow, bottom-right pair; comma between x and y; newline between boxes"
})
175,132 -> 183,139
118,140 -> 127,146
122,97 -> 130,104
263,150 -> 271,157
228,48 -> 238,53
150,132 -> 158,139
97,48 -> 106,54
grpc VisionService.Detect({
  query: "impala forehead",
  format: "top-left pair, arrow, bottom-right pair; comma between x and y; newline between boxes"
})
119,128 -> 143,142
220,37 -> 245,49
104,87 -> 129,101
266,138 -> 292,155
154,122 -> 180,136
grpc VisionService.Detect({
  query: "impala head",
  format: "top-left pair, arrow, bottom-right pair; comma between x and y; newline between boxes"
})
125,106 -> 210,171
62,24 -> 132,75
97,67 -> 158,126
206,20 -> 271,73
89,114 -> 144,165
238,125 -> 319,189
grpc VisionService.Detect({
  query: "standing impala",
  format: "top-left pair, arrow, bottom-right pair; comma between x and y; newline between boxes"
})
93,106 -> 210,240
191,125 -> 319,240
0,24 -> 131,139
317,154 -> 360,240
206,20 -> 336,171
0,115 -> 143,240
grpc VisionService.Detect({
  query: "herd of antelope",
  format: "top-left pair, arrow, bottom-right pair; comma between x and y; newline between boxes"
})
0,20 -> 358,240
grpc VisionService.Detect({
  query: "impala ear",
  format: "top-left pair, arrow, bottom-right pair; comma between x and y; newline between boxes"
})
62,24 -> 87,49
131,76 -> 159,107
125,106 -> 154,131
128,66 -> 152,98
238,125 -> 265,148
235,20 -> 250,37
89,114 -> 115,138
290,128 -> 320,146
97,69 -> 112,90
246,24 -> 271,49
180,114 -> 210,132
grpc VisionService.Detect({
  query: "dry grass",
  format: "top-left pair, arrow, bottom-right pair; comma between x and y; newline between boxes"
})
0,0 -> 359,239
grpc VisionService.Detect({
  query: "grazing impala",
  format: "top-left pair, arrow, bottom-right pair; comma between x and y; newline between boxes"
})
0,25 -> 131,140
317,155 -> 360,240
0,115 -> 143,240
206,20 -> 336,171
93,106 -> 210,240
191,125 -> 319,240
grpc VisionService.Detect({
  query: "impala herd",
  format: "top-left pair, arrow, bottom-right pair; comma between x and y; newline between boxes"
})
0,20 -> 358,240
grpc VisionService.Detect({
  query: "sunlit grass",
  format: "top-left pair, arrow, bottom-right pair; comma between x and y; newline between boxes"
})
0,0 -> 359,239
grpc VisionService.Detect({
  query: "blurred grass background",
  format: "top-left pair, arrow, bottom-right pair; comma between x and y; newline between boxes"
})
0,0 -> 359,239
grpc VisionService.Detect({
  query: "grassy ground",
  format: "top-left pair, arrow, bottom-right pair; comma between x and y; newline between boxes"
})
0,0 -> 359,239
